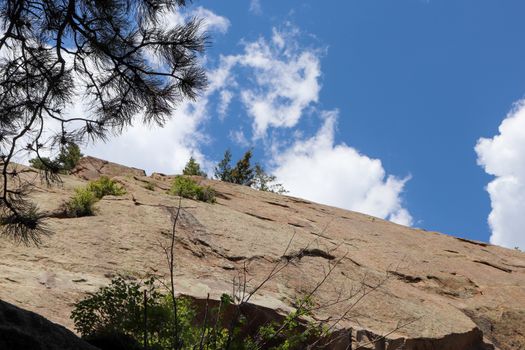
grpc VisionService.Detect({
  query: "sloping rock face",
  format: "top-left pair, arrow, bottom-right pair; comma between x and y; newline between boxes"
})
0,299 -> 98,350
71,156 -> 146,180
0,159 -> 524,349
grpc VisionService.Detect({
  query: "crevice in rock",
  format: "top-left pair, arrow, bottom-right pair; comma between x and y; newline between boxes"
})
500,261 -> 525,269
214,192 -> 232,200
223,255 -> 247,262
388,271 -> 423,283
456,237 -> 488,247
265,201 -> 290,208
472,260 -> 512,273
344,257 -> 362,267
283,248 -> 336,261
244,212 -> 274,222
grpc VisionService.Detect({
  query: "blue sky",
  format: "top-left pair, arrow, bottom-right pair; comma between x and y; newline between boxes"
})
85,1 -> 525,249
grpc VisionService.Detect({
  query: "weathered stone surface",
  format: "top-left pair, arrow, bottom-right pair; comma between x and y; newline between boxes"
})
71,156 -> 146,180
0,160 -> 524,349
0,299 -> 98,350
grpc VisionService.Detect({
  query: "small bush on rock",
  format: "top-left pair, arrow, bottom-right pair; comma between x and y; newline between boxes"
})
87,176 -> 126,199
196,185 -> 216,203
63,177 -> 125,217
64,188 -> 97,217
169,176 -> 215,203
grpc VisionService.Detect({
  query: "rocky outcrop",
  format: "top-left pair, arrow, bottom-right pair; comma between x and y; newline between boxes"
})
0,299 -> 98,350
0,159 -> 524,349
71,156 -> 146,180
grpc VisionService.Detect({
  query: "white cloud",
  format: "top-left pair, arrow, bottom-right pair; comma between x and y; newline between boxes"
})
192,7 -> 231,34
84,98 -> 211,175
156,6 -> 230,34
45,19 -> 413,228
475,100 -> 525,249
249,0 -> 262,15
272,111 -> 412,226
229,129 -> 250,147
218,90 -> 233,119
215,27 -> 322,138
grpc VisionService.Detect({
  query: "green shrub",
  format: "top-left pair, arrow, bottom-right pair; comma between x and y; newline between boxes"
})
71,277 -> 201,350
169,176 -> 215,203
87,176 -> 126,199
196,185 -> 216,203
144,182 -> 155,191
62,177 -> 125,218
71,277 -> 323,350
64,188 -> 97,217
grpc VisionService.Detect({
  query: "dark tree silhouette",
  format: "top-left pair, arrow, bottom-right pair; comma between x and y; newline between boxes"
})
0,0 -> 208,244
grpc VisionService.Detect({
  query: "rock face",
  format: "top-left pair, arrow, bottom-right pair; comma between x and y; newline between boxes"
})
0,159 -> 524,349
71,156 -> 147,180
0,299 -> 98,350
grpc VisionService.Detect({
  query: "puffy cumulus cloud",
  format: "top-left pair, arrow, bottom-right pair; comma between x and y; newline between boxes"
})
214,26 -> 322,138
272,111 -> 412,226
475,101 -> 525,249
84,98 -> 211,175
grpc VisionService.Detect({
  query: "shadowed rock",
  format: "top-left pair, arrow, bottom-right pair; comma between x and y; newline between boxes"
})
0,299 -> 98,350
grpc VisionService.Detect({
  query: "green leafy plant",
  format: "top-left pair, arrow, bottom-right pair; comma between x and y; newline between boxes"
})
63,188 -> 97,217
71,276 -> 201,350
87,176 -> 126,199
62,177 -> 125,217
195,185 -> 217,203
71,277 -> 236,350
255,296 -> 324,350
71,277 -> 319,350
169,176 -> 215,203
